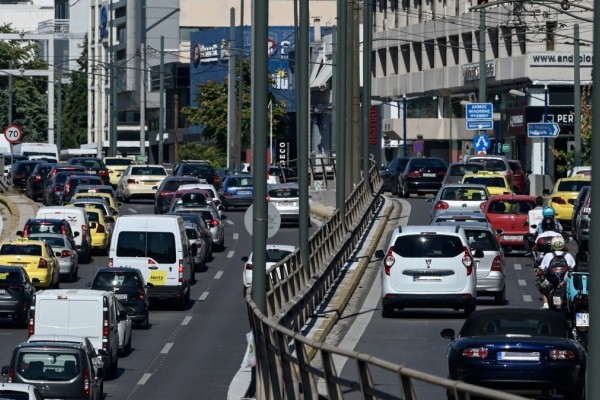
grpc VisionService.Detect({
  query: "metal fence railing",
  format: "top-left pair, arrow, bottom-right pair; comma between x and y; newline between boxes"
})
245,155 -> 529,400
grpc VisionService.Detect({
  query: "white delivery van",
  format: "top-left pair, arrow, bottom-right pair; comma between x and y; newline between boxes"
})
36,206 -> 92,262
108,215 -> 194,309
28,289 -> 125,379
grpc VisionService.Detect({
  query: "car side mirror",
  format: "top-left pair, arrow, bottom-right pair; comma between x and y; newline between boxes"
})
472,249 -> 485,258
218,205 -> 224,211
440,328 -> 456,340
89,222 -> 98,230
241,256 -> 249,262
55,252 -> 62,257
374,249 -> 385,259
191,243 -> 198,254
74,232 -> 80,238
85,281 -> 92,288
62,202 -> 69,206
504,247 -> 513,253
16,231 -> 23,237
32,278 -> 40,283
1,366 -> 8,377
146,282 -> 154,289
119,310 -> 128,320
95,366 -> 105,379
496,229 -> 504,235
106,216 -> 115,223
426,198 -> 433,203
152,186 -> 158,190
117,202 -> 123,207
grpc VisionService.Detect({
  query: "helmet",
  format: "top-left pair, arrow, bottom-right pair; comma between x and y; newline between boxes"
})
551,236 -> 566,251
541,216 -> 555,232
543,206 -> 556,218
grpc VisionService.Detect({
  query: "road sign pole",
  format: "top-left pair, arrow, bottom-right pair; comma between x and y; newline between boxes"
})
543,84 -> 549,191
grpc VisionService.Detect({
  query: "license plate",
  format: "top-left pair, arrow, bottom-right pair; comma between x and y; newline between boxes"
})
576,312 -> 589,327
199,179 -> 207,183
502,235 -> 522,241
115,294 -> 128,300
9,263 -> 26,268
553,296 -> 562,306
423,173 -> 436,177
414,276 -> 442,282
498,351 -> 540,361
238,190 -> 251,195
144,181 -> 156,186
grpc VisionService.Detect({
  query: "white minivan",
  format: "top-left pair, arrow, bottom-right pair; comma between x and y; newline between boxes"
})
108,215 -> 194,309
36,206 -> 92,262
28,289 -> 125,379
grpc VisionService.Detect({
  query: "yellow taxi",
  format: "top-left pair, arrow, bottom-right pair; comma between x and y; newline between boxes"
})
0,238 -> 60,289
84,207 -> 112,254
460,171 -> 513,196
103,156 -> 136,187
71,192 -> 121,218
548,175 -> 591,225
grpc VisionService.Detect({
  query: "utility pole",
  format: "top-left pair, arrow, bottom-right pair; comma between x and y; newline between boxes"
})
109,0 -> 117,157
574,23 -> 581,167
361,0 -> 372,181
236,0 -> 244,171
158,35 -> 165,164
478,8 -> 486,140
228,8 -> 236,170
174,94 -> 180,163
335,0 -> 347,216
139,43 -> 146,155
298,0 -> 310,271
57,65 -> 62,155
8,61 -> 12,125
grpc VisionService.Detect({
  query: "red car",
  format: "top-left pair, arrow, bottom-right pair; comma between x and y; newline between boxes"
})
483,194 -> 537,249
508,160 -> 527,195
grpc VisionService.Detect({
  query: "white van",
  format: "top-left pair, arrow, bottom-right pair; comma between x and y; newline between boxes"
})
108,215 -> 194,309
36,206 -> 92,262
28,289 -> 125,379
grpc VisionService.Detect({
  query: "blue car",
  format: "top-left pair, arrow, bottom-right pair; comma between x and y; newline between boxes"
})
219,174 -> 254,210
441,308 -> 586,400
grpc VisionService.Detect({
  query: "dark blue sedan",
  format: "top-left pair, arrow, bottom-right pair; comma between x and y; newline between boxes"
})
441,308 -> 586,400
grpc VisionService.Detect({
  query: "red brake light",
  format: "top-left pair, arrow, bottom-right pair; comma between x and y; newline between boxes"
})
178,260 -> 184,283
384,247 -> 395,275
462,347 -> 489,358
108,258 -> 113,267
408,171 -> 422,178
480,201 -> 487,210
61,250 -> 72,257
83,368 -> 91,397
99,170 -> 109,176
7,367 -> 14,382
245,263 -> 253,270
138,289 -> 146,300
462,247 -> 473,275
438,171 -> 446,177
552,197 -> 567,205
34,175 -> 42,182
22,224 -> 29,238
210,219 -> 219,227
127,179 -> 140,184
53,185 -> 62,192
38,258 -> 48,268
491,256 -> 502,272
28,307 -> 35,335
61,226 -> 67,235
81,225 -> 88,240
213,175 -> 221,186
434,201 -> 449,210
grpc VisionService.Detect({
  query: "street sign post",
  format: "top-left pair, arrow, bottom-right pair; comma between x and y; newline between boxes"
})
466,103 -> 494,120
466,120 -> 494,130
527,122 -> 561,138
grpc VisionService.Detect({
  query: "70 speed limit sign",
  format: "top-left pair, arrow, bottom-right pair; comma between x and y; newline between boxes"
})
4,124 -> 23,144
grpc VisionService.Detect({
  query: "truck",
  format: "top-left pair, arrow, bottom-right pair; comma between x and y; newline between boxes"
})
13,142 -> 59,163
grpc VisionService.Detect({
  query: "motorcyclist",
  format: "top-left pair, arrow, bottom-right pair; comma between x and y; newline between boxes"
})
535,236 -> 575,309
536,206 -> 563,234
533,216 -> 563,255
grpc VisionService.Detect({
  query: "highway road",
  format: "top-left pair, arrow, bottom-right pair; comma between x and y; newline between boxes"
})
0,199 -> 318,399
323,195 -> 573,400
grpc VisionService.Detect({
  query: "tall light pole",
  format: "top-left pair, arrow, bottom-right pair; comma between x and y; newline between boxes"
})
402,94 -> 407,157
494,94 -> 500,155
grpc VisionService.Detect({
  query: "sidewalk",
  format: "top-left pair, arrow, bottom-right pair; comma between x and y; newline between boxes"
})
0,194 -> 39,241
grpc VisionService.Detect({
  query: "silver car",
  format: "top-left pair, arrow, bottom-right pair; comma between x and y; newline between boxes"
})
430,211 -> 490,226
173,204 -> 225,251
184,223 -> 208,271
428,183 -> 490,222
267,183 -> 301,225
29,233 -> 79,282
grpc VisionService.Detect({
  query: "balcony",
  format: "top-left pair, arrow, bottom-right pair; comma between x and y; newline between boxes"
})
38,19 -> 70,34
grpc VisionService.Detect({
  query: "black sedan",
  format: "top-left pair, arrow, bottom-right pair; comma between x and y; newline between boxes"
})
0,266 -> 35,328
67,157 -> 111,185
441,308 -> 586,400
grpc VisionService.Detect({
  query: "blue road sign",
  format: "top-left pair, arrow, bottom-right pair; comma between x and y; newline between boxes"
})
466,120 -> 494,130
466,103 -> 493,120
472,134 -> 491,151
527,122 -> 561,138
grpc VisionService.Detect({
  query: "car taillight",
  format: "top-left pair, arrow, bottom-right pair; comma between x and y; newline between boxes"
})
108,169 -> 114,174
160,191 -> 172,196
96,223 -> 106,234
22,224 -> 29,238
61,250 -> 72,257
462,247 -> 473,275
83,368 -> 91,398
266,195 -> 271,202
480,201 -> 487,210
437,171 -> 446,177
384,247 -> 395,275
53,185 -> 62,192
222,192 -> 232,197
574,295 -> 589,309
552,197 -> 567,205
108,258 -> 113,267
178,260 -> 184,283
245,263 -> 253,270
65,182 -> 71,193
34,175 -> 42,182
138,289 -> 146,300
7,367 -> 14,382
491,256 -> 502,272
210,219 -> 220,227
61,226 -> 67,235
550,349 -> 575,360
103,299 -> 109,349
408,171 -> 422,178
462,347 -> 489,358
38,258 -> 48,268
28,305 -> 35,335
99,170 -> 109,176
434,201 -> 449,210
82,225 -> 88,240
213,175 -> 221,187
127,178 -> 140,184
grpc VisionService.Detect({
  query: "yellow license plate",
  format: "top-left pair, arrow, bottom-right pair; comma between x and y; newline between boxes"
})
149,270 -> 168,285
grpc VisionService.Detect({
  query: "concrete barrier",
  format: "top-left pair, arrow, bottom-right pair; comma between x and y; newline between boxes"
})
0,195 -> 20,242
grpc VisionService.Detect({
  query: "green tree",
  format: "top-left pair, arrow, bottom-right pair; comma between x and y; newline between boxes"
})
177,142 -> 226,167
0,23 -> 50,141
552,85 -> 591,175
61,35 -> 89,150
181,58 -> 288,151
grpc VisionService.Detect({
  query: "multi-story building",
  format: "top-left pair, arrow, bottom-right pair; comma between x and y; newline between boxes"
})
371,0 -> 593,179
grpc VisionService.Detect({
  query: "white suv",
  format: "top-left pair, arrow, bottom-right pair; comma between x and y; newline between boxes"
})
379,225 -> 480,317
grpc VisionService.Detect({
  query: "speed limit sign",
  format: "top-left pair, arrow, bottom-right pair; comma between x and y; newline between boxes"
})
4,124 -> 23,144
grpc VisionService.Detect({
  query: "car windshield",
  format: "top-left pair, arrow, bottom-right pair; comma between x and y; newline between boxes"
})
70,159 -> 104,169
463,177 -> 506,188
131,166 -> 166,176
464,229 -> 499,251
440,187 -> 487,201
31,236 -> 65,247
0,244 -> 42,256
93,272 -> 141,290
557,180 -> 590,192
105,158 -> 133,166
460,311 -> 570,338
392,234 -> 464,258
448,164 -> 484,176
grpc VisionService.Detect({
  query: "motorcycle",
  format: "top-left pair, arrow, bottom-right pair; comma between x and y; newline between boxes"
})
535,258 -> 570,312
563,267 -> 590,349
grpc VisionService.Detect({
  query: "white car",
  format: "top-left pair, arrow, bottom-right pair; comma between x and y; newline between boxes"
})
116,164 -> 168,203
427,183 -> 490,222
178,183 -> 223,217
115,300 -> 132,356
0,383 -> 44,399
378,225 -> 481,317
242,244 -> 296,291
267,183 -> 301,225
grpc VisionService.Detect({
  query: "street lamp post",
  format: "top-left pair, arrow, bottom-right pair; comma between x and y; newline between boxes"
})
402,94 -> 407,157
494,94 -> 499,155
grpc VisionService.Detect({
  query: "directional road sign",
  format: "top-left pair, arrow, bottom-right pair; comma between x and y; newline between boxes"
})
472,134 -> 491,152
466,120 -> 494,131
466,103 -> 494,120
527,122 -> 560,138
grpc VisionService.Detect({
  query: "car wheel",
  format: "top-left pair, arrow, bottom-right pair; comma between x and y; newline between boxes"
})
381,304 -> 394,318
494,287 -> 506,305
401,183 -> 410,198
141,315 -> 150,330
463,305 -> 475,317
70,268 -> 78,282
125,332 -> 132,353
110,357 -> 118,379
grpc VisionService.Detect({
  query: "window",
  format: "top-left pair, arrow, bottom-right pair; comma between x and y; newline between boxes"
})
393,235 -> 464,258
116,232 -> 176,264
0,245 -> 42,256
17,352 -> 80,381
465,230 -> 498,251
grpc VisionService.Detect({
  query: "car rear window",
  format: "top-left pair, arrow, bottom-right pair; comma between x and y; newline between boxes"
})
70,158 -> 104,169
265,249 -> 293,263
116,231 -> 176,263
448,164 -> 484,176
465,229 -> 499,251
228,177 -> 253,187
104,158 -> 133,166
557,180 -> 590,192
408,159 -> 446,171
28,222 -> 63,234
181,164 -> 214,175
441,187 -> 487,201
474,159 -> 507,172
16,352 -> 80,381
392,234 -> 464,258
131,167 -> 167,175
93,272 -> 141,290
487,200 -> 534,215
86,212 -> 100,222
460,312 -> 569,337
268,187 -> 299,198
162,180 -> 187,192
0,271 -> 24,284
0,245 -> 42,256
463,176 -> 506,188
508,161 -> 524,173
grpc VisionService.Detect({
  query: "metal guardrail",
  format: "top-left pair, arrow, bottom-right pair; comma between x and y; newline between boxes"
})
246,156 -> 528,400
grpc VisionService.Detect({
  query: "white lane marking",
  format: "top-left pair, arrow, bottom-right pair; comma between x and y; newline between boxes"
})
514,263 -> 522,270
518,279 -> 527,286
227,250 -> 235,258
199,292 -> 209,301
233,233 -> 239,240
160,343 -> 173,354
523,295 -> 533,302
181,316 -> 192,326
226,220 -> 234,225
214,271 -> 224,280
138,373 -> 152,385
128,208 -> 138,214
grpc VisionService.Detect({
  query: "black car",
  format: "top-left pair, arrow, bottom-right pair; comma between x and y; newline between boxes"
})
0,266 -> 35,328
18,218 -> 76,240
67,157 -> 110,185
379,157 -> 410,194
398,157 -> 448,198
43,171 -> 83,206
25,162 -> 54,201
88,267 -> 152,329
153,176 -> 200,214
174,161 -> 221,187
11,160 -> 43,189
60,175 -> 105,204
